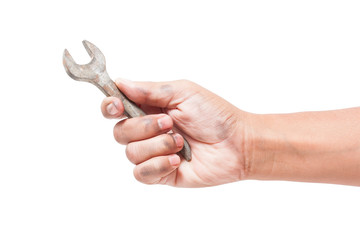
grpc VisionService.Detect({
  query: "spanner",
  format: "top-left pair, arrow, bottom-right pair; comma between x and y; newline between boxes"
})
63,40 -> 192,161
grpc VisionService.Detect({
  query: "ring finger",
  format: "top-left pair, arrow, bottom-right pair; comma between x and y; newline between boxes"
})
126,133 -> 184,164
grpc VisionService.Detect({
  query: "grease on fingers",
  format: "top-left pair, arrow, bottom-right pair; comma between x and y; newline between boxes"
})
133,154 -> 181,185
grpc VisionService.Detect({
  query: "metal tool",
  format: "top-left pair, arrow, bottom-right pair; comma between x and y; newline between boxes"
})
63,40 -> 192,161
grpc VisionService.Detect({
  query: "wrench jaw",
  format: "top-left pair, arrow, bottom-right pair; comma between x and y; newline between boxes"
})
62,49 -> 97,83
62,40 -> 106,84
63,49 -> 85,81
82,40 -> 106,69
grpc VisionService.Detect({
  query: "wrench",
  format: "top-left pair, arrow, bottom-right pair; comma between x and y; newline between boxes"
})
63,40 -> 192,161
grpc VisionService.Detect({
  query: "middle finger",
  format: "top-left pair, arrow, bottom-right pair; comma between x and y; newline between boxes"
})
113,114 -> 173,144
126,133 -> 184,164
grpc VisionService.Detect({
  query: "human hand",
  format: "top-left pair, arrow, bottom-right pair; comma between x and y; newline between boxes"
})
101,79 -> 252,187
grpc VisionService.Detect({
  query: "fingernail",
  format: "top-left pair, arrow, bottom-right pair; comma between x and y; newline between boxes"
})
173,134 -> 183,148
106,102 -> 119,115
157,115 -> 172,130
169,155 -> 180,166
112,98 -> 120,108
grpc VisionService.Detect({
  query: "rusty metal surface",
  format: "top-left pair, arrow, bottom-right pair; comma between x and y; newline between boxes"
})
63,40 -> 192,161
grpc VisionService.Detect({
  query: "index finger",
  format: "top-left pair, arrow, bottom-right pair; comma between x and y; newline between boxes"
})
101,97 -> 125,119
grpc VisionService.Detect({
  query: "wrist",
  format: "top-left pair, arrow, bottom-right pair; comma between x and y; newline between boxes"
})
245,112 -> 342,182
243,113 -> 281,181
232,111 -> 271,181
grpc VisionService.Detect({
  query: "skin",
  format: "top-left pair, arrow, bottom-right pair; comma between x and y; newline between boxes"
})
101,79 -> 360,187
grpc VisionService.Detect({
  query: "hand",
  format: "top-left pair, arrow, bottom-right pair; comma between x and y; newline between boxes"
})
101,79 -> 252,187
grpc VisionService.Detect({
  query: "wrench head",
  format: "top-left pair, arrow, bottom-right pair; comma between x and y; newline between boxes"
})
63,40 -> 106,83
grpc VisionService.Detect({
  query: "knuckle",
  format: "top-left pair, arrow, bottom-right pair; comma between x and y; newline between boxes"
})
133,166 -> 153,184
178,79 -> 193,87
125,143 -> 139,163
142,116 -> 156,131
161,134 -> 177,151
113,121 -> 126,144
133,168 -> 144,183
113,123 -> 121,143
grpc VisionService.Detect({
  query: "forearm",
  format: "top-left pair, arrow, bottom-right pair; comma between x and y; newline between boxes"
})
246,107 -> 360,186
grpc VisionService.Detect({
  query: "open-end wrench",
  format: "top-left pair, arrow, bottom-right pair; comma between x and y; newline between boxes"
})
63,40 -> 192,161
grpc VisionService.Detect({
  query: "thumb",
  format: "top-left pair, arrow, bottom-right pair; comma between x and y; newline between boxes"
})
115,78 -> 194,108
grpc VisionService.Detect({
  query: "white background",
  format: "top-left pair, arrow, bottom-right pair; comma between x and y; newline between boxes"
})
0,0 -> 359,239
